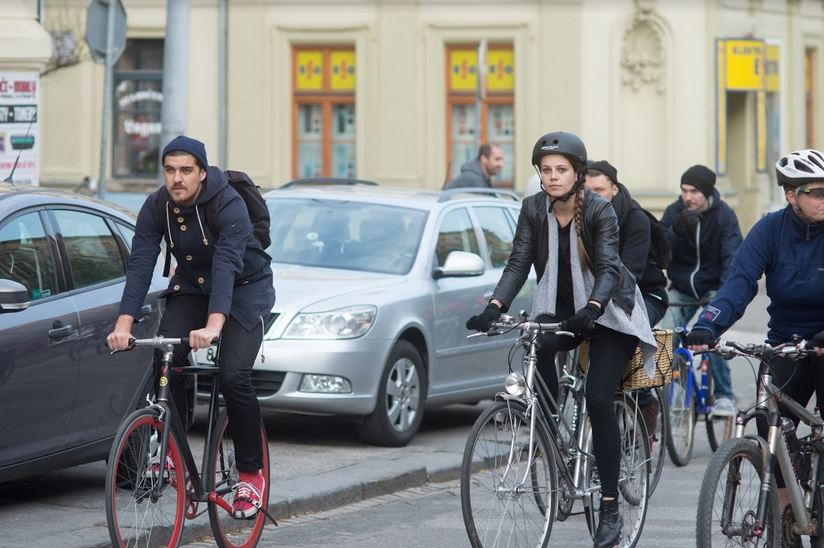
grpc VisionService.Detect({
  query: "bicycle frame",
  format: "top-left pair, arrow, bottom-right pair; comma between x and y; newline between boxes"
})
503,325 -> 597,500
733,365 -> 824,537
147,340 -> 235,512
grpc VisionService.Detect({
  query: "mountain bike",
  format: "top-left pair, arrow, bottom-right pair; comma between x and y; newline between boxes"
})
105,336 -> 276,548
460,316 -> 650,548
695,338 -> 820,547
665,303 -> 735,466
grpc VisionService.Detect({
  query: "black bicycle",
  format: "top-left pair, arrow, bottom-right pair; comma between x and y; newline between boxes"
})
104,336 -> 274,548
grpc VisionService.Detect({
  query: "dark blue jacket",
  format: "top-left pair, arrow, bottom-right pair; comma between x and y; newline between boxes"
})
119,166 -> 275,330
660,188 -> 742,298
692,205 -> 824,344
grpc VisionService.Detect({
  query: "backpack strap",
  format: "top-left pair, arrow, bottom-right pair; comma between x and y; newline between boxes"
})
156,189 -> 174,277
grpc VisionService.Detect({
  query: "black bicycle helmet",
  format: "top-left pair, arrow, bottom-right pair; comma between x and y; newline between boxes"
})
775,149 -> 824,187
531,131 -> 588,169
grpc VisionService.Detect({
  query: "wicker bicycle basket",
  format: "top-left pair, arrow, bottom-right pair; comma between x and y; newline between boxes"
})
577,328 -> 674,390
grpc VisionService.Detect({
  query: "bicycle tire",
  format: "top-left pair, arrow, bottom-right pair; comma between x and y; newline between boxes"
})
105,407 -> 186,548
460,400 -> 556,548
614,394 -> 650,548
206,409 -> 271,548
705,373 -> 735,452
648,386 -> 668,496
666,353 -> 696,466
696,437 -> 780,547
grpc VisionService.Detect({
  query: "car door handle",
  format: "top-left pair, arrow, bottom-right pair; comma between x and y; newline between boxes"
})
140,304 -> 152,317
48,324 -> 74,339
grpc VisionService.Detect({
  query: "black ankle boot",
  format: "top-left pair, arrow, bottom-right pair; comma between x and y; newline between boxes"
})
593,498 -> 623,548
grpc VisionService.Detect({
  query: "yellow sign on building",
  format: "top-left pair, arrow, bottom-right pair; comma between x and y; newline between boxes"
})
449,49 -> 478,92
725,39 -> 766,91
487,49 -> 513,92
330,51 -> 355,91
295,50 -> 323,91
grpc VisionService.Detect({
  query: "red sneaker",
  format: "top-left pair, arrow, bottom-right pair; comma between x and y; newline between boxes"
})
232,470 -> 265,519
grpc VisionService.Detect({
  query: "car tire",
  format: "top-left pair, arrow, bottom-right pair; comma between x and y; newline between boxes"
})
356,340 -> 427,447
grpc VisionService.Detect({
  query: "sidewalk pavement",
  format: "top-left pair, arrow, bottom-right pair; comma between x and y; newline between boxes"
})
2,315 -> 770,547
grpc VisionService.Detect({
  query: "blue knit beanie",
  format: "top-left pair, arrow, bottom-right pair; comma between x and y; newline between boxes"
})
162,135 -> 209,170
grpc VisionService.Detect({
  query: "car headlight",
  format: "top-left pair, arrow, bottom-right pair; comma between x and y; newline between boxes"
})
504,372 -> 526,396
282,305 -> 377,339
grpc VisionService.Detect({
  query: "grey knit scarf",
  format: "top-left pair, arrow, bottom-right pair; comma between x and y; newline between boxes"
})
533,199 -> 658,377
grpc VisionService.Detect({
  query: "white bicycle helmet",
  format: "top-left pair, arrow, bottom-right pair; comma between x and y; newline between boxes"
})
775,149 -> 824,187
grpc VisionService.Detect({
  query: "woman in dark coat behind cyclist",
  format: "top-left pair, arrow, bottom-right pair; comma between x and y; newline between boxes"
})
466,132 -> 658,547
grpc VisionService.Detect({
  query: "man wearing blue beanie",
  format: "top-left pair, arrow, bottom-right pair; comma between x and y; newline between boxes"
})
107,135 -> 275,519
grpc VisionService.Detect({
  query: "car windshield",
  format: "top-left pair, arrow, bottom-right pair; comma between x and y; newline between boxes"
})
267,197 -> 428,274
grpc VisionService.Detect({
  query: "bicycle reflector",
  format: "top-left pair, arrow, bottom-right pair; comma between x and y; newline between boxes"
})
504,372 -> 526,396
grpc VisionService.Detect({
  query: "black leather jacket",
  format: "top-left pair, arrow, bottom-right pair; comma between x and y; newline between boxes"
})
491,189 -> 636,315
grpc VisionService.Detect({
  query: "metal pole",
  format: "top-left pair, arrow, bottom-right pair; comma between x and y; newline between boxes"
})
475,39 -> 487,154
218,0 -> 227,168
159,0 -> 191,183
96,0 -> 118,200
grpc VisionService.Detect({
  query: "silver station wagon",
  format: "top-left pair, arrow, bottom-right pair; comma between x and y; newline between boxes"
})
197,180 -> 535,446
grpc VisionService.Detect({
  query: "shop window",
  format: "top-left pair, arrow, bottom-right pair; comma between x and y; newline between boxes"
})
446,44 -> 514,187
293,47 -> 356,178
112,39 -> 164,179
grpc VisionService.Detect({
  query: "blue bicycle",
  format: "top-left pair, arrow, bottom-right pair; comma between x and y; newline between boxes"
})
665,325 -> 735,466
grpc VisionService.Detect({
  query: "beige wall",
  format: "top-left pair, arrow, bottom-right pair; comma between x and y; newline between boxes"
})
28,0 -> 824,228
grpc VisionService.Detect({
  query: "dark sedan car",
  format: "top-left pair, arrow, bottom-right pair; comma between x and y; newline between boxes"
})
0,185 -> 165,483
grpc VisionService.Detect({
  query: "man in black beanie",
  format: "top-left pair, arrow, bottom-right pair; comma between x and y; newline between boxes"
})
659,164 -> 743,417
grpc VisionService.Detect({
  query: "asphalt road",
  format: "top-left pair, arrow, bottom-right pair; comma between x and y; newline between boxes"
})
184,435 -> 718,547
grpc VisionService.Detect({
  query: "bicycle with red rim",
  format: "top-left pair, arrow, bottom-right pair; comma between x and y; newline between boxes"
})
104,336 -> 275,548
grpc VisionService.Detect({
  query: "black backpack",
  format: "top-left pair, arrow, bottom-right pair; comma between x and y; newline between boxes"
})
160,169 -> 271,277
641,207 -> 672,269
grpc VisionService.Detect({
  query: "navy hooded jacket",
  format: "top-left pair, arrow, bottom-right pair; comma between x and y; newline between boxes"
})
119,166 -> 275,331
660,188 -> 742,298
692,205 -> 824,344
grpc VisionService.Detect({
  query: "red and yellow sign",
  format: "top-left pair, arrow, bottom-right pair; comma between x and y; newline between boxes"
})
449,49 -> 478,92
330,51 -> 355,91
295,50 -> 323,91
725,39 -> 766,91
487,49 -> 514,92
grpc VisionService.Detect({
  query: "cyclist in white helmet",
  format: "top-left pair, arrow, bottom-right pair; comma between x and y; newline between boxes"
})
686,149 -> 824,544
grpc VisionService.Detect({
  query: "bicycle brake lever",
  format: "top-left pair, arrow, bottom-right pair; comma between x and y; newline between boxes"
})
556,330 -> 575,337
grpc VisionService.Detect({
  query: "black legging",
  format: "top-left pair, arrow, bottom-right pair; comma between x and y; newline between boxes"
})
156,294 -> 264,472
757,353 -> 824,487
536,316 -> 639,498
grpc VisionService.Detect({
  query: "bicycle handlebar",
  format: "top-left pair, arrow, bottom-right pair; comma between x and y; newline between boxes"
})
110,335 -> 220,354
708,339 -> 814,361
466,317 -> 574,339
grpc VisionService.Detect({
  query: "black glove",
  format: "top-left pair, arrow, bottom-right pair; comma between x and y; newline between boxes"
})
560,303 -> 602,336
810,329 -> 824,350
466,303 -> 502,332
675,208 -> 701,234
685,329 -> 716,349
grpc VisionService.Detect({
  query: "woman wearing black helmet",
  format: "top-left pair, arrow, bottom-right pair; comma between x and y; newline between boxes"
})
467,131 -> 658,547
686,149 -> 824,539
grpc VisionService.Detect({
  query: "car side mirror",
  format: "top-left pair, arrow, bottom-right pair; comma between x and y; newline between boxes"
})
433,251 -> 485,279
0,279 -> 30,311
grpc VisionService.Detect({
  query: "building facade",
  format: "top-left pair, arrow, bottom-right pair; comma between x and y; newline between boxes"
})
12,0 -> 824,229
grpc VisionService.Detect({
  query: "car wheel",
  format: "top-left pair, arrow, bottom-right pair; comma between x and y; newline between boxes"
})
356,340 -> 427,447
